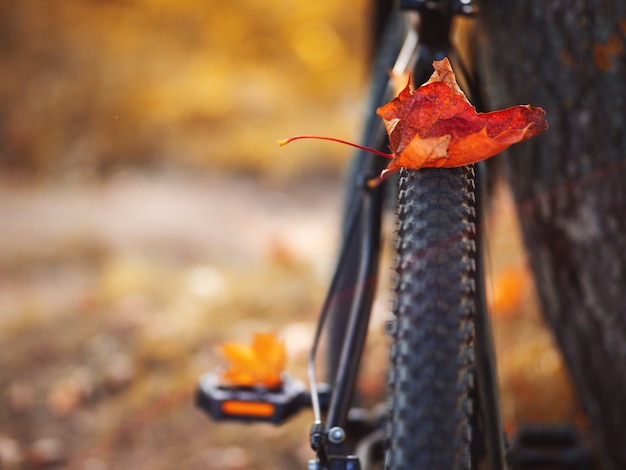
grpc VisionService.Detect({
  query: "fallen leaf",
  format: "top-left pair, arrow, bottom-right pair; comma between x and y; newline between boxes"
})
488,265 -> 530,316
279,57 -> 548,186
374,57 -> 548,183
219,332 -> 286,388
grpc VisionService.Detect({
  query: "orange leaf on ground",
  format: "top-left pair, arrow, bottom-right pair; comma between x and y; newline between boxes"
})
373,57 -> 548,183
488,266 -> 531,316
219,332 -> 286,388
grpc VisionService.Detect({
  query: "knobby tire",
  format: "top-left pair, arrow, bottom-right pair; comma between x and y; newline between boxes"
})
386,166 -> 478,470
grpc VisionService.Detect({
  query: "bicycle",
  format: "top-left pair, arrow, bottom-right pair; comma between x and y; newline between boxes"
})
196,1 -> 585,469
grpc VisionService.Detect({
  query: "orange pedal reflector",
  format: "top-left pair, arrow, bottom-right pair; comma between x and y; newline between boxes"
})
222,400 -> 275,418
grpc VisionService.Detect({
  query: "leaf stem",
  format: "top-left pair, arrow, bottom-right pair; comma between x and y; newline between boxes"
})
277,135 -> 393,159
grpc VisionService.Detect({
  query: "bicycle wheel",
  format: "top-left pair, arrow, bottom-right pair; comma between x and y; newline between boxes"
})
386,166 -> 477,470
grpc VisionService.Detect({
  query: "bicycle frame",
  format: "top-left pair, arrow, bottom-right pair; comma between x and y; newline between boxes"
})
305,1 -> 507,469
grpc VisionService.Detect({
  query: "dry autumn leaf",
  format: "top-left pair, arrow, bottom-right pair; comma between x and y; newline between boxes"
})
488,265 -> 531,316
279,57 -> 548,185
374,57 -> 548,183
219,332 -> 286,388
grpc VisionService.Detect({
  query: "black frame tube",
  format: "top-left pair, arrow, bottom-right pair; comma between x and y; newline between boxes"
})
326,182 -> 383,429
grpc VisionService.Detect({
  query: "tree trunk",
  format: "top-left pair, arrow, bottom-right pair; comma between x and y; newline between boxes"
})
477,2 -> 626,468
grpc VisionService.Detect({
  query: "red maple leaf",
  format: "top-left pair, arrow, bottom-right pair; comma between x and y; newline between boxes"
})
279,57 -> 548,185
374,57 -> 548,183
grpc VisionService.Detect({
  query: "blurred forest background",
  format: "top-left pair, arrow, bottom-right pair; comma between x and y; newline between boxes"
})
0,1 -> 582,469
0,0 -> 369,180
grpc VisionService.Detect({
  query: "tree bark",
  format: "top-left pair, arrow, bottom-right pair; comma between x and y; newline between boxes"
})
477,2 -> 626,468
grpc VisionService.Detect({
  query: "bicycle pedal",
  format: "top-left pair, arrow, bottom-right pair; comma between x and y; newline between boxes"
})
196,372 -> 313,424
508,424 -> 591,470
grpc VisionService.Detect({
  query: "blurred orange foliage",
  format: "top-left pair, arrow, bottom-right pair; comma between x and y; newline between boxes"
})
488,265 -> 530,316
0,0 -> 368,179
219,332 -> 286,388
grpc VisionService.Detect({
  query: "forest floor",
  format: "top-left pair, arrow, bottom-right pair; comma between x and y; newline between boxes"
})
0,169 -> 584,469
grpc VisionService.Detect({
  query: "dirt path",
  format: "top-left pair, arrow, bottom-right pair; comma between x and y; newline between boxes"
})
0,172 -> 342,267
